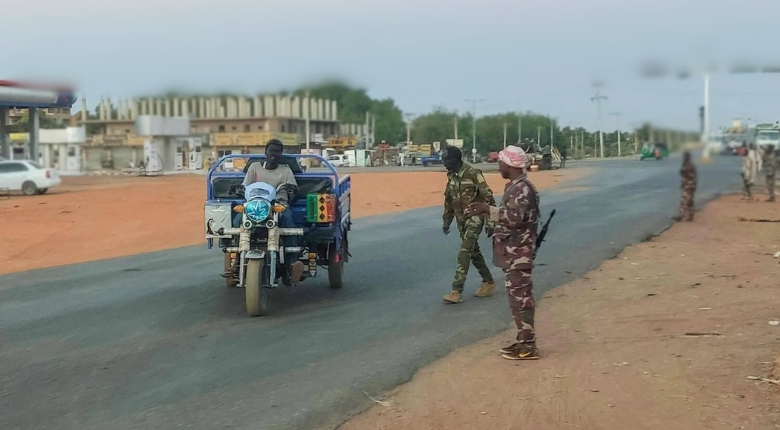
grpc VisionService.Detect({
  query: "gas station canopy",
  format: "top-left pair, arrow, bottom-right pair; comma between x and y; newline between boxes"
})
0,80 -> 77,109
0,80 -> 78,161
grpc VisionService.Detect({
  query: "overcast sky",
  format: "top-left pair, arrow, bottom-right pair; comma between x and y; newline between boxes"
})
4,0 -> 780,132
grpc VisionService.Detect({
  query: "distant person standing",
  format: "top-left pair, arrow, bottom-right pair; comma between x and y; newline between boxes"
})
742,144 -> 757,201
763,146 -> 776,202
674,151 -> 697,221
560,147 -> 568,168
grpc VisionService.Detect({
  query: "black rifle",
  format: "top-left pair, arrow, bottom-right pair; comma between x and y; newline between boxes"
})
533,209 -> 556,259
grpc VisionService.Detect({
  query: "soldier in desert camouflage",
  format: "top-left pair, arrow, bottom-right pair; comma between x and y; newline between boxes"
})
466,145 -> 540,360
674,151 -> 697,221
441,146 -> 496,304
763,145 -> 776,202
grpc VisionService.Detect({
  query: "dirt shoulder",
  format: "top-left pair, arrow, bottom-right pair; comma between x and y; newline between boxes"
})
0,167 -> 590,275
340,195 -> 780,430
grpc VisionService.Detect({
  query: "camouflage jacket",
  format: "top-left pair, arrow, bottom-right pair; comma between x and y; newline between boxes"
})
443,163 -> 495,227
680,161 -> 697,190
489,174 -> 539,270
764,152 -> 778,176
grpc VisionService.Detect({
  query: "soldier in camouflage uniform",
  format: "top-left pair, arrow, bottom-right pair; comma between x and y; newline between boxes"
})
441,146 -> 496,304
467,145 -> 540,360
674,151 -> 697,221
763,146 -> 776,202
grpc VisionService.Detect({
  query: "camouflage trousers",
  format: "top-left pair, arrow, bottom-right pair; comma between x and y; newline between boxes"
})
677,184 -> 695,221
505,269 -> 535,344
452,218 -> 494,292
767,174 -> 775,199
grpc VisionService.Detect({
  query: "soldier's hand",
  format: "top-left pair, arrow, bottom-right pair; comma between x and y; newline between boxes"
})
466,202 -> 489,216
485,227 -> 494,238
442,225 -> 450,235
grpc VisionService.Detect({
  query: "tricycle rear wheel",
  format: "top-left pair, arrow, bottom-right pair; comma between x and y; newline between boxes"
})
328,245 -> 343,289
245,259 -> 269,316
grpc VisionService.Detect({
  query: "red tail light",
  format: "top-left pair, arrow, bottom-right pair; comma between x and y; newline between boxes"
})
45,170 -> 51,178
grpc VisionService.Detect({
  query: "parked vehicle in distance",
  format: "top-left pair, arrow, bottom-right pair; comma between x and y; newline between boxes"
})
487,151 -> 499,163
421,153 -> 443,167
0,160 -> 61,195
327,154 -> 349,167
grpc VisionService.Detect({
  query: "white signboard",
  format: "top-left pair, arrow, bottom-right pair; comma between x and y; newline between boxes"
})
445,139 -> 464,149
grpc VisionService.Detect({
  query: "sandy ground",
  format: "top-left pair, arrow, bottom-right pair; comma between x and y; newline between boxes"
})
0,167 -> 589,275
340,194 -> 780,430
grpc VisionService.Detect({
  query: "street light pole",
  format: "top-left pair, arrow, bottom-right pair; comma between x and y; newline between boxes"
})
610,111 -> 622,157
404,112 -> 415,167
702,73 -> 710,144
591,91 -> 608,158
465,98 -> 483,163
550,117 -> 555,146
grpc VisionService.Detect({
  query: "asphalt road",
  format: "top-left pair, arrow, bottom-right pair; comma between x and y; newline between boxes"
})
0,154 -> 742,430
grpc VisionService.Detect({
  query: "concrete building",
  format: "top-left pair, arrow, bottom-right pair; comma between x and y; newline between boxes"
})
76,94 -> 363,144
39,127 -> 86,174
9,107 -> 73,126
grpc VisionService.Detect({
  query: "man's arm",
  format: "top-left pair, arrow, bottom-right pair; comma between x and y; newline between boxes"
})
443,180 -> 455,228
473,169 -> 496,206
488,184 -> 530,225
280,168 -> 298,205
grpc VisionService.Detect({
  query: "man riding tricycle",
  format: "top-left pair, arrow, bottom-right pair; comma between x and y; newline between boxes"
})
204,140 -> 352,316
640,142 -> 669,160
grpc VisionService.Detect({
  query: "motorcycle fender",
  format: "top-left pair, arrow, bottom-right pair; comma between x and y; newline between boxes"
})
245,250 -> 266,260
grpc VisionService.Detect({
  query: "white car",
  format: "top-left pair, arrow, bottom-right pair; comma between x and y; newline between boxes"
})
327,154 -> 349,167
0,160 -> 61,195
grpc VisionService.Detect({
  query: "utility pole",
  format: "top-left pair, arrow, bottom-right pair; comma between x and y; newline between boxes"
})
365,111 -> 371,149
304,90 -> 311,152
580,129 -> 585,158
503,122 -> 507,149
516,111 -> 523,144
465,98 -> 483,163
537,126 -> 541,146
634,130 -> 639,152
702,73 -> 710,144
549,117 -> 555,147
371,114 -> 376,149
404,113 -> 415,167
454,115 -> 458,139
610,111 -> 622,157
591,90 -> 608,158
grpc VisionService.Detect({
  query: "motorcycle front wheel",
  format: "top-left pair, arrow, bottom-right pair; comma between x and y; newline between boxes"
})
245,259 -> 270,317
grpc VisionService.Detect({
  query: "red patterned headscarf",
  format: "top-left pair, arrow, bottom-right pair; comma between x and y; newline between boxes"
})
498,145 -> 527,168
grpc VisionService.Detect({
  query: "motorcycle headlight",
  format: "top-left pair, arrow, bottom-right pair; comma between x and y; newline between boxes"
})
244,199 -> 272,223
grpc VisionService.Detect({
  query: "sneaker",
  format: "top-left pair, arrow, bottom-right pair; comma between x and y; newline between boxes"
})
501,344 -> 539,360
474,281 -> 496,298
289,261 -> 305,285
498,339 -> 537,355
443,290 -> 463,304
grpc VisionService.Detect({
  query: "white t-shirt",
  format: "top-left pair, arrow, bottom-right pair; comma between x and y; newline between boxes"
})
243,162 -> 297,204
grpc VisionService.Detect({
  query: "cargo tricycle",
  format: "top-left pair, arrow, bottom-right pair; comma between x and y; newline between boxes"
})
204,153 -> 351,316
640,142 -> 669,160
